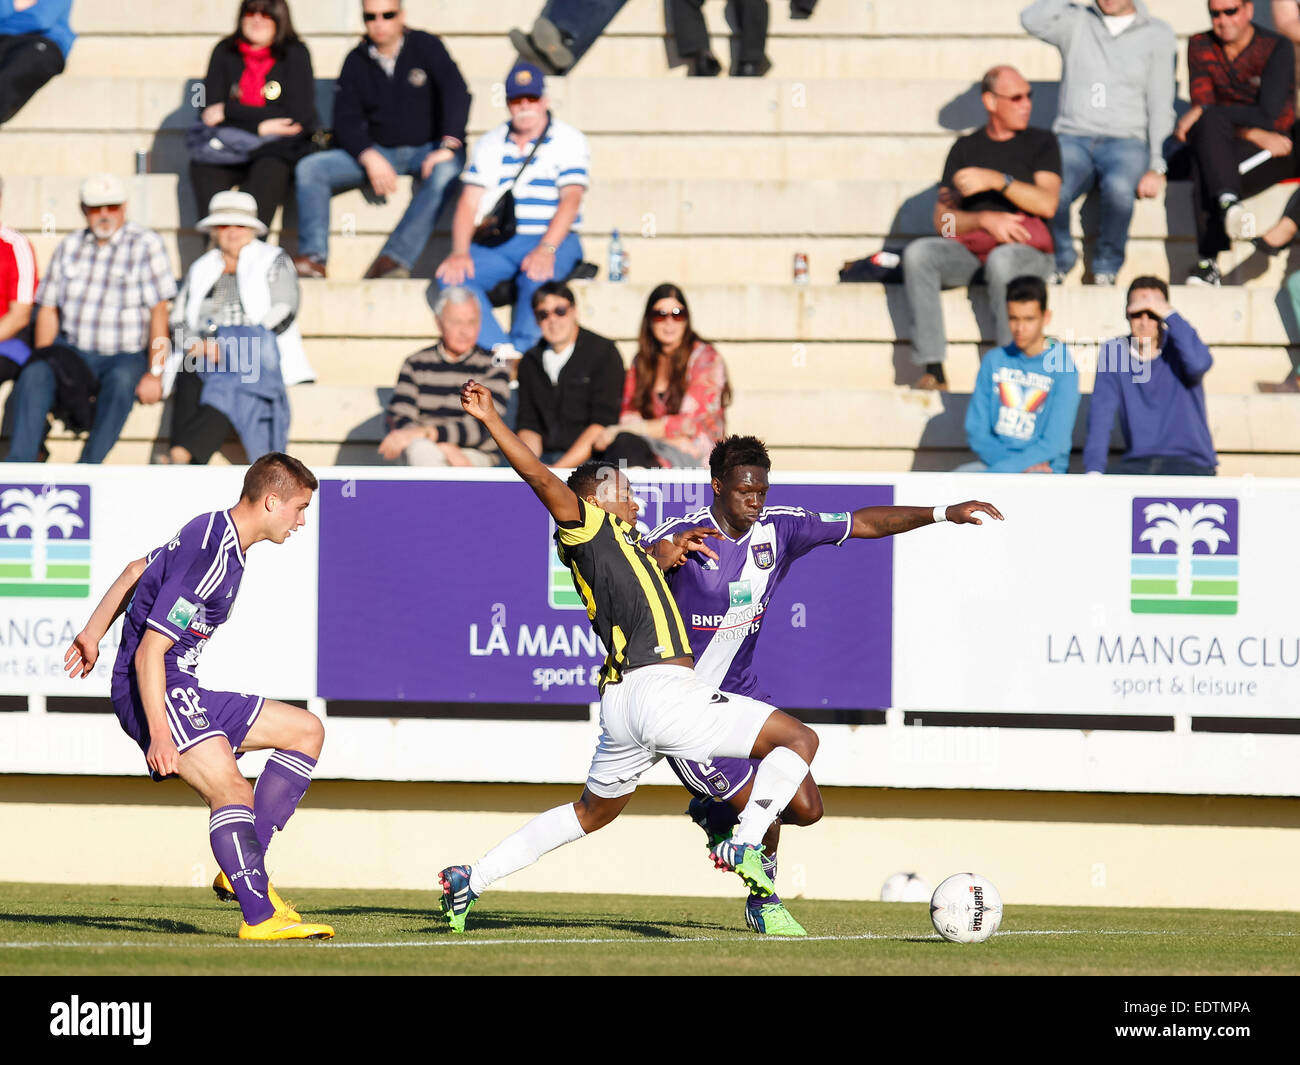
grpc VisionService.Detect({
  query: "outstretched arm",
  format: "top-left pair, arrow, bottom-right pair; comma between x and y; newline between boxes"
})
850,501 -> 1004,539
64,556 -> 148,678
461,379 -> 580,524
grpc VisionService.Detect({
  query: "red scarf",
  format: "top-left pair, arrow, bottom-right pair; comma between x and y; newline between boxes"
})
237,41 -> 274,108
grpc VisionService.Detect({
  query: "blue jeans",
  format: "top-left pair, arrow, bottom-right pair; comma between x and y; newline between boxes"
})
4,346 -> 149,463
1108,456 -> 1216,476
294,143 -> 466,268
1051,134 -> 1149,276
541,0 -> 629,63
446,230 -> 583,352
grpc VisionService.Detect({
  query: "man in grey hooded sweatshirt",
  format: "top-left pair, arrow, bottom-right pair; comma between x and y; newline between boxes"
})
1022,0 -> 1176,285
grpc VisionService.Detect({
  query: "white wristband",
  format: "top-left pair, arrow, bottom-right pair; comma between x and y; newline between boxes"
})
933,505 -> 948,524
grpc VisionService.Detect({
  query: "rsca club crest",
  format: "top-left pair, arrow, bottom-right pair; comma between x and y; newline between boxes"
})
0,484 -> 91,598
1130,497 -> 1238,615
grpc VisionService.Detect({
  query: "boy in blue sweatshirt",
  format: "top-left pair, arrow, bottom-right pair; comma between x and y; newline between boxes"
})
1083,276 -> 1217,475
962,274 -> 1080,473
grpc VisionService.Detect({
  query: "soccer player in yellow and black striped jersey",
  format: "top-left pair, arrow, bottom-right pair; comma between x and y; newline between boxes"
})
436,381 -> 822,933
553,471 -> 694,692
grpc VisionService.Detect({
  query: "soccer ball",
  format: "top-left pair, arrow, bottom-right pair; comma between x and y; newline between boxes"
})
880,872 -> 932,902
929,872 -> 1003,943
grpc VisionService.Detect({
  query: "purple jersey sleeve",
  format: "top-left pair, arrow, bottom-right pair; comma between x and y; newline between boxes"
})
777,507 -> 852,560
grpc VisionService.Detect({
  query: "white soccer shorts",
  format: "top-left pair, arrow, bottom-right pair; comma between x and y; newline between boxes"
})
584,663 -> 775,798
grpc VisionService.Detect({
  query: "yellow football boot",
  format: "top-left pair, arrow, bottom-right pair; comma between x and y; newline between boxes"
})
212,872 -> 301,921
238,912 -> 334,940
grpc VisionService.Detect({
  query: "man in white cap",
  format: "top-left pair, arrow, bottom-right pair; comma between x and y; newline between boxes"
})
4,172 -> 176,463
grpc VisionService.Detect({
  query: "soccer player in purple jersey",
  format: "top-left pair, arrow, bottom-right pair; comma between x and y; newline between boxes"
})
63,453 -> 335,941
647,436 -> 1003,935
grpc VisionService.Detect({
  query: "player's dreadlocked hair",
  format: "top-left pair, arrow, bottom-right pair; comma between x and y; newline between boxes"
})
567,460 -> 622,501
709,435 -> 771,482
241,452 -> 319,501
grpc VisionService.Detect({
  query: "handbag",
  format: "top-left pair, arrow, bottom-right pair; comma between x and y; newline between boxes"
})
185,121 -> 275,166
953,214 -> 1053,263
472,116 -> 552,248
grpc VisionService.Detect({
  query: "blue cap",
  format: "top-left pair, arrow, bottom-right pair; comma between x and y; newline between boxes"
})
506,62 -> 545,100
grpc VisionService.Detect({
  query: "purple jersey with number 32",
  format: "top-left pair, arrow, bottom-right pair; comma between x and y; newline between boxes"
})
646,505 -> 851,699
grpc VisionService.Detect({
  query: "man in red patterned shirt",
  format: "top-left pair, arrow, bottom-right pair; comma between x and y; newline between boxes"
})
0,173 -> 37,384
1173,0 -> 1299,285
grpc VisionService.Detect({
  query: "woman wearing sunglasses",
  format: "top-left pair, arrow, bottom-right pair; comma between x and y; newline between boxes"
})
192,0 -> 317,233
594,283 -> 730,469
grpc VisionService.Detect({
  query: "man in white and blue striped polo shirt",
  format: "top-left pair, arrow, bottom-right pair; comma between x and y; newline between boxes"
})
436,61 -> 588,357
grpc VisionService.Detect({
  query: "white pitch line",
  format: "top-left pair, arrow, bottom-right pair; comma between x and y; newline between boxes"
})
1,929 -> 1297,951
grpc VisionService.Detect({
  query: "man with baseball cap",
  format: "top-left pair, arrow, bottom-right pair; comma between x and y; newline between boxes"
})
435,61 -> 589,359
3,172 -> 176,463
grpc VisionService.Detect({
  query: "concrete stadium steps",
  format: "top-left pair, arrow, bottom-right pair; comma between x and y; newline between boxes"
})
64,34 -> 1107,83
69,0 -> 1221,39
294,338 -> 1292,396
12,174 -> 1300,293
0,131 -> 955,180
5,0 -> 1294,475
281,281 -> 1300,351
12,383 -> 1297,471
6,76 -> 1046,136
732,389 -> 1300,453
21,175 -> 1300,242
21,225 -> 1295,297
760,448 -> 1300,476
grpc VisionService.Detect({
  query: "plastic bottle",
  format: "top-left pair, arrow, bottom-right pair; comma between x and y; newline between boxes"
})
608,229 -> 627,281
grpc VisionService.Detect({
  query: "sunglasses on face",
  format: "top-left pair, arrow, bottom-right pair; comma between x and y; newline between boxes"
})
1209,5 -> 1242,18
1127,310 -> 1162,322
84,204 -> 123,214
651,307 -> 686,320
363,10 -> 399,21
509,95 -> 542,105
240,2 -> 277,18
993,90 -> 1033,103
535,304 -> 572,322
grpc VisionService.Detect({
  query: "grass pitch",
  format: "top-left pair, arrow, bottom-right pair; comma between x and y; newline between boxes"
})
1,882 -> 1297,976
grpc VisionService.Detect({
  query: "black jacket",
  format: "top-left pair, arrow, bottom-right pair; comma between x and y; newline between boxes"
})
516,328 -> 625,454
201,37 -> 318,162
31,343 -> 97,433
333,29 -> 470,158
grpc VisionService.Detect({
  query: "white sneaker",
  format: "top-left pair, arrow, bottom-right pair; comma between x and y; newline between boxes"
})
1224,202 -> 1255,241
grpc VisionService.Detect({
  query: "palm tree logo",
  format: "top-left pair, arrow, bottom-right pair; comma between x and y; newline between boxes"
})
0,484 -> 91,597
1131,499 -> 1238,616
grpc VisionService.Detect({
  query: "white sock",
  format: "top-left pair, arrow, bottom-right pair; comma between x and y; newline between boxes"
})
469,803 -> 586,895
733,747 -> 810,847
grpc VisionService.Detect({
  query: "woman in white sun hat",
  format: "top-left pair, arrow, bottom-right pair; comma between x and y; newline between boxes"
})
163,188 -> 313,464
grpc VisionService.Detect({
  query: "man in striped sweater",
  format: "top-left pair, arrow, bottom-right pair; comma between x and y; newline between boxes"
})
378,285 -> 510,465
